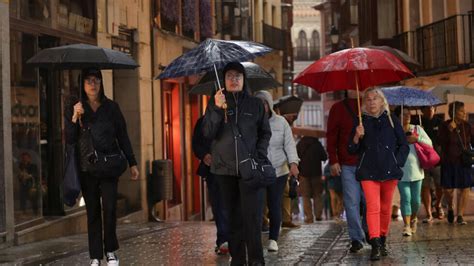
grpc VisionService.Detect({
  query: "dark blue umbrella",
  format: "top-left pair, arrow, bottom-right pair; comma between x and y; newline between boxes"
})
381,86 -> 442,107
157,39 -> 272,81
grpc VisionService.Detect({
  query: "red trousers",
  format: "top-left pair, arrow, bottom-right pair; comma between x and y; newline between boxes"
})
361,180 -> 398,239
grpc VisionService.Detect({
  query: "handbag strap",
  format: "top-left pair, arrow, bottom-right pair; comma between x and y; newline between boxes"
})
455,122 -> 468,150
228,116 -> 252,155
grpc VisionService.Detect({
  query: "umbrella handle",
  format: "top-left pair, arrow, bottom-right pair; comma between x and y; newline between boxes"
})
355,73 -> 363,125
213,64 -> 228,123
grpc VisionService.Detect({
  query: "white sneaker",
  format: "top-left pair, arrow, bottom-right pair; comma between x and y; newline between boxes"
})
106,252 -> 119,266
90,259 -> 100,266
268,239 -> 278,252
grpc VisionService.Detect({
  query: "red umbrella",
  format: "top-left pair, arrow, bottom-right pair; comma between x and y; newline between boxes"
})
293,47 -> 414,123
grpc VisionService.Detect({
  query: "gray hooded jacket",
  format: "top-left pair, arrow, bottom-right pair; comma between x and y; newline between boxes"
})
255,91 -> 299,177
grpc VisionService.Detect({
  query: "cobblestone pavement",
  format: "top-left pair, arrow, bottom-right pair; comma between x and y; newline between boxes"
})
2,216 -> 474,265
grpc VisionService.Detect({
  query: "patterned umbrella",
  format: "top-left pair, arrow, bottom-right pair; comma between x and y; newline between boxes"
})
381,86 -> 442,107
157,39 -> 272,80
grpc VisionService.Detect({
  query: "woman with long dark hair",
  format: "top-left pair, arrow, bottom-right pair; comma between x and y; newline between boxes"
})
65,68 -> 139,266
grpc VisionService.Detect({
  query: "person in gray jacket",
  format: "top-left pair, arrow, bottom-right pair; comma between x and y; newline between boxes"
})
255,90 -> 300,252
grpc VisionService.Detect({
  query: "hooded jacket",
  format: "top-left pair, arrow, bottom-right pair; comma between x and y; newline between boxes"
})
348,111 -> 409,181
202,66 -> 271,177
255,91 -> 299,177
64,69 -> 137,168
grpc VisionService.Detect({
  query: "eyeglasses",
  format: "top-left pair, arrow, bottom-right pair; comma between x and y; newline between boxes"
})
225,74 -> 243,81
84,77 -> 101,85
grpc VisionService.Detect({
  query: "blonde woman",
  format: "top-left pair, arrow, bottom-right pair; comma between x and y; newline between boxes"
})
348,87 -> 409,261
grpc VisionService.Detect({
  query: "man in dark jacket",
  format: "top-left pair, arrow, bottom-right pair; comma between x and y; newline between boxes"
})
297,136 -> 328,223
202,62 -> 271,265
192,116 -> 229,255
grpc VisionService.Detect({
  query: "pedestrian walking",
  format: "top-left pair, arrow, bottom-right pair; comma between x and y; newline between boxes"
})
255,90 -> 300,252
348,87 -> 409,261
327,91 -> 368,253
65,68 -> 140,266
415,106 -> 444,222
202,62 -> 271,265
192,116 -> 229,255
438,101 -> 472,225
323,164 -> 344,221
395,107 -> 432,236
296,136 -> 327,223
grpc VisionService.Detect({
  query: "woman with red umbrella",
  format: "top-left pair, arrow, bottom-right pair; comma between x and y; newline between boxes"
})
348,87 -> 409,261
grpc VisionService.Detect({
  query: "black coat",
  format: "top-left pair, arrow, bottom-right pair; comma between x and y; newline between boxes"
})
192,117 -> 212,177
348,112 -> 409,181
202,90 -> 272,176
297,137 -> 327,177
64,98 -> 137,167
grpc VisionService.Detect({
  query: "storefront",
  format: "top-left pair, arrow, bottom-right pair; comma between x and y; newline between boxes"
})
7,0 -> 96,236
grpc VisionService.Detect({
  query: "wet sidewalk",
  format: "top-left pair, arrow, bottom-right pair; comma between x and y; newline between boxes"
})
1,216 -> 473,265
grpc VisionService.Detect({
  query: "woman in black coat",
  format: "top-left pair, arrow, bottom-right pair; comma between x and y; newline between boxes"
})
65,68 -> 139,266
348,87 -> 409,261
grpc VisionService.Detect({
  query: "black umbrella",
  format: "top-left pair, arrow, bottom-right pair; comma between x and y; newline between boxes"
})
26,43 -> 139,69
366,45 -> 420,71
274,95 -> 304,115
189,62 -> 281,95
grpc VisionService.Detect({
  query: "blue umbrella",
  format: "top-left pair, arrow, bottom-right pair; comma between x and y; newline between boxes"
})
381,86 -> 442,107
157,39 -> 272,80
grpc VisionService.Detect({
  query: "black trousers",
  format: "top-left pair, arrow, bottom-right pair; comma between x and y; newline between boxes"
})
80,173 -> 119,259
216,174 -> 264,265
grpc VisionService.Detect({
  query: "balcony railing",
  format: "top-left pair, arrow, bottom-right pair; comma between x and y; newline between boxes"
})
415,14 -> 472,73
263,22 -> 287,51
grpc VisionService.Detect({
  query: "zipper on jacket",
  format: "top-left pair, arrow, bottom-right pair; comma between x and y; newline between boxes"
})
391,152 -> 398,165
357,152 -> 366,170
233,93 -> 239,176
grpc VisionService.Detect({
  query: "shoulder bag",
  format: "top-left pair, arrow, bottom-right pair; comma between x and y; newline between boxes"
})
413,126 -> 440,169
456,123 -> 474,167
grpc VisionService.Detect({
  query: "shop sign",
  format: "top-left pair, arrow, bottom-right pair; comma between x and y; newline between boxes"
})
58,3 -> 94,35
11,87 -> 39,124
112,28 -> 133,56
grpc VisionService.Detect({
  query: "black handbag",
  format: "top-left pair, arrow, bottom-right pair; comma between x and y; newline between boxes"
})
456,125 -> 474,167
78,124 -> 128,178
288,175 -> 299,199
63,144 -> 81,207
230,120 -> 276,188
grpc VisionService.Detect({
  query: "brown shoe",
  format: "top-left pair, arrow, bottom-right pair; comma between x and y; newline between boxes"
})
304,219 -> 314,224
282,222 -> 301,228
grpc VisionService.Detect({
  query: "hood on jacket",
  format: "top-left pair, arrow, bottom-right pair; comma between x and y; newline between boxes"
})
81,68 -> 106,103
254,90 -> 275,115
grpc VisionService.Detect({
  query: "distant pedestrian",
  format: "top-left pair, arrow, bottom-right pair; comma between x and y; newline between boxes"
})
414,106 -> 444,222
323,164 -> 344,221
349,87 -> 409,261
395,107 -> 432,236
255,90 -> 300,252
192,116 -> 229,255
202,62 -> 271,265
296,136 -> 327,223
327,91 -> 368,253
438,101 -> 472,225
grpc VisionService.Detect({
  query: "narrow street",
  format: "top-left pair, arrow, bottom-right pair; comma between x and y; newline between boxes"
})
1,216 -> 473,265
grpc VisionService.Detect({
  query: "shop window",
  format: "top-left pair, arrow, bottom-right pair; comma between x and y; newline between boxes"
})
10,31 -> 42,224
296,30 -> 308,61
58,0 -> 96,37
19,0 -> 52,26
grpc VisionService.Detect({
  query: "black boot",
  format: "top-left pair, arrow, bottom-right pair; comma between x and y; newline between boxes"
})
369,238 -> 381,261
380,236 -> 388,256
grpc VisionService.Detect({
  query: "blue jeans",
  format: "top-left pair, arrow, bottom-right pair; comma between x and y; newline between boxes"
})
206,174 -> 229,246
341,165 -> 368,242
264,174 -> 288,241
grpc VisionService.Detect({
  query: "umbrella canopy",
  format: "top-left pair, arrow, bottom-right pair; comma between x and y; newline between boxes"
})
274,95 -> 304,115
429,84 -> 474,103
381,86 -> 442,107
367,45 -> 420,71
26,43 -> 139,69
157,39 -> 272,80
189,62 -> 281,95
293,47 -> 414,93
